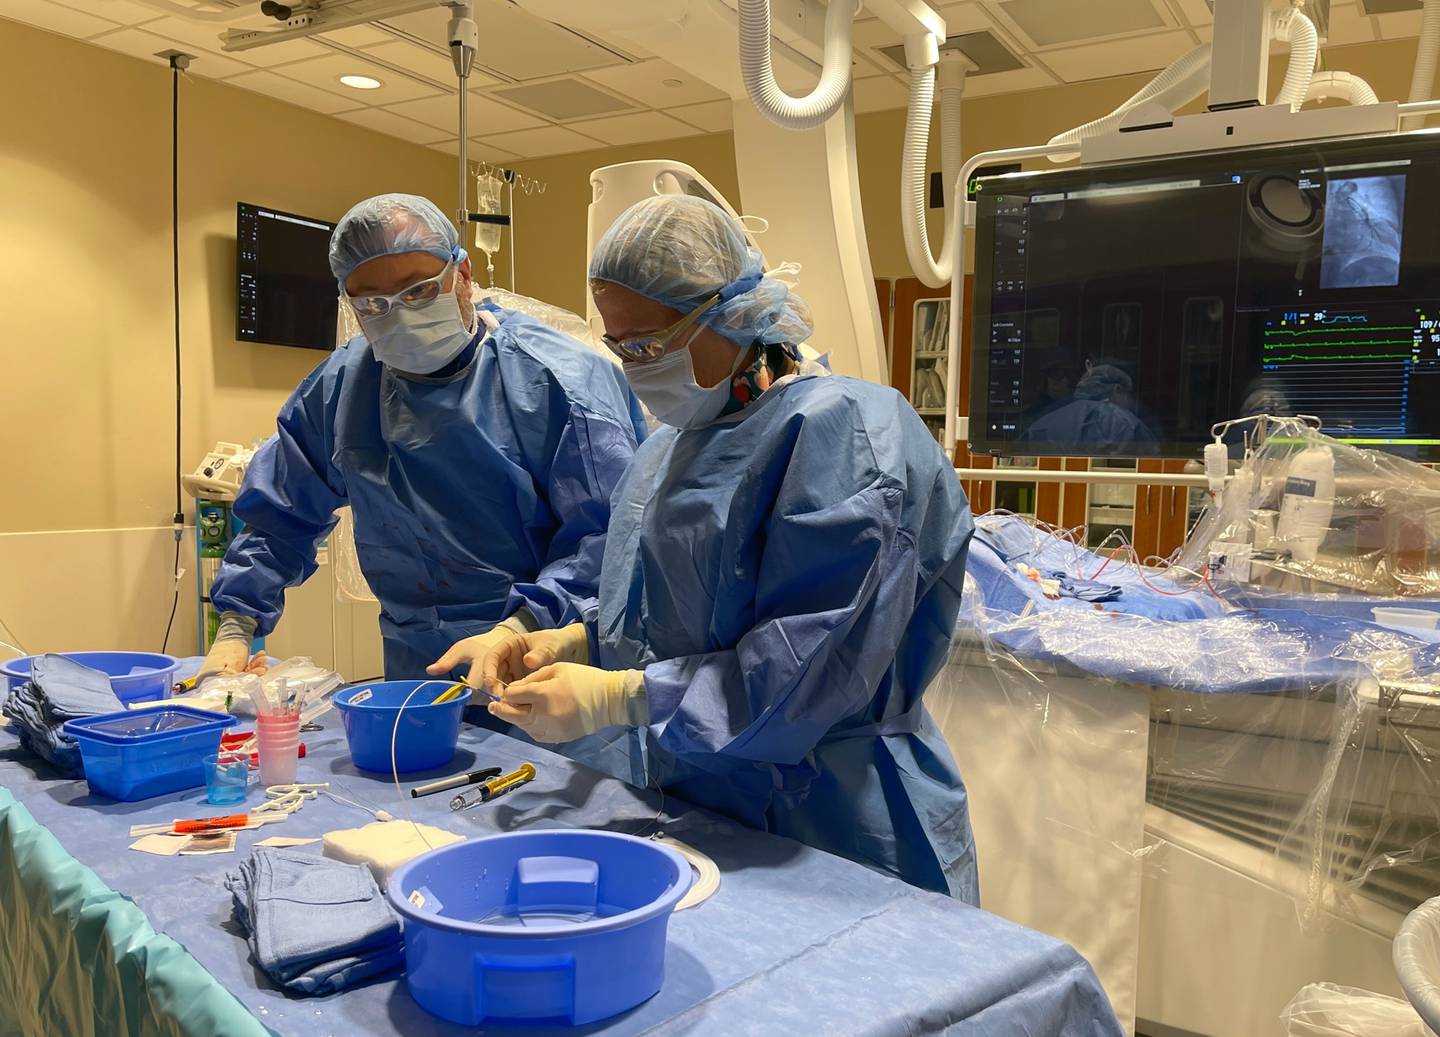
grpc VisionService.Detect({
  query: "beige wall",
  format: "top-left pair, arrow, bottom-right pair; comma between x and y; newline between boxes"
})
505,36 -> 1425,311
0,17 -> 454,653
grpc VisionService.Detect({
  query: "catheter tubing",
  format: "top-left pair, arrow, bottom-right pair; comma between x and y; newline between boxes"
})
1404,0 -> 1440,128
941,143 -> 1078,455
1046,43 -> 1211,160
903,53 -> 969,288
738,0 -> 857,130
1304,70 -> 1379,107
1273,10 -> 1319,112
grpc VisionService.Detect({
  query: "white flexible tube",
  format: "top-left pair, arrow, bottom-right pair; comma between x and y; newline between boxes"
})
1404,0 -> 1440,129
738,0 -> 856,131
1274,11 -> 1319,112
1046,43 -> 1211,159
1304,70 -> 1379,107
902,55 -> 968,288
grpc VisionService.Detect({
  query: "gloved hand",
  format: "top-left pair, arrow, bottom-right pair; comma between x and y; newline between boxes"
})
489,663 -> 645,743
427,623 -> 588,701
199,638 -> 252,677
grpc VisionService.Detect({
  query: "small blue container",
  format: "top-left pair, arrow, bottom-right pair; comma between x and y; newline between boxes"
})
333,681 -> 467,774
390,831 -> 692,1026
63,706 -> 236,801
1,652 -> 180,705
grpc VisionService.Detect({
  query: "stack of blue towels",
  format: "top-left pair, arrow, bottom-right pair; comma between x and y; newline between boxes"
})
225,847 -> 405,995
1,654 -> 122,776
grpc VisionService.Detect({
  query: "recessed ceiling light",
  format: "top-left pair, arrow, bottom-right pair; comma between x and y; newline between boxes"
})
662,78 -> 684,88
339,74 -> 382,90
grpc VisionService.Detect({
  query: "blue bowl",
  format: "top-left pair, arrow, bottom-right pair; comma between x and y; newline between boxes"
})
332,680 -> 467,774
390,831 -> 692,1026
1,652 -> 181,705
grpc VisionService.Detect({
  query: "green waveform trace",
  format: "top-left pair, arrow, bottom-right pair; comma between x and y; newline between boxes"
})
1265,325 -> 1413,336
1262,340 -> 1412,348
1263,352 -> 1410,362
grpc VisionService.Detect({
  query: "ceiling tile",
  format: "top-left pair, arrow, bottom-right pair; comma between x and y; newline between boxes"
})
1043,29 -> 1193,82
579,59 -> 727,107
961,65 -> 1058,97
335,106 -> 452,145
385,92 -> 544,135
50,0 -> 158,27
1376,8 -> 1424,36
568,110 -> 702,145
89,26 -> 253,76
225,69 -> 359,115
493,78 -> 635,120
998,0 -> 1171,47
363,39 -> 501,90
1171,0 -> 1212,24
430,137 -> 522,164
320,24 -> 393,48
0,0 -> 120,40
1326,2 -> 1378,43
276,53 -> 441,104
479,124 -> 604,159
380,1 -> 624,81
853,74 -> 910,113
667,99 -> 732,132
934,2 -> 1005,34
145,16 -> 328,68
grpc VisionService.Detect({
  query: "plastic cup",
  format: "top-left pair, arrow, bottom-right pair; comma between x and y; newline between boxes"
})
256,711 -> 301,786
204,751 -> 250,806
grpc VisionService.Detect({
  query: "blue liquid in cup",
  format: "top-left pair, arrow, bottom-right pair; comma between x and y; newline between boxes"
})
205,752 -> 249,806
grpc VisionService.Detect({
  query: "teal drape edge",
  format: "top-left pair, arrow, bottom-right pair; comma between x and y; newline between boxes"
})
0,785 -> 273,1037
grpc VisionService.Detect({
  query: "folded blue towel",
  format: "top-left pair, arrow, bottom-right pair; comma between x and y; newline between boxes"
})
225,848 -> 404,995
2,655 -> 123,776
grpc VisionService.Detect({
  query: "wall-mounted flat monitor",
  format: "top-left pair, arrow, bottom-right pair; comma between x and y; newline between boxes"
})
236,202 -> 337,351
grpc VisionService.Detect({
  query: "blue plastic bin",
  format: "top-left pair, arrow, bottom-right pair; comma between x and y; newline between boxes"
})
1,652 -> 180,704
63,706 -> 236,801
333,681 -> 467,774
390,831 -> 692,1026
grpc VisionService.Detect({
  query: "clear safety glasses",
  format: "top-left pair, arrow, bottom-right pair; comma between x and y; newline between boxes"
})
603,293 -> 722,364
348,259 -> 456,318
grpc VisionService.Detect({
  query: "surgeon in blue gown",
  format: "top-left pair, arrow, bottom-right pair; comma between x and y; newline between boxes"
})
203,193 -> 646,682
443,196 -> 979,901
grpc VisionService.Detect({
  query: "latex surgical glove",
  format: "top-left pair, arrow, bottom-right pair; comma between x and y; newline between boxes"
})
199,614 -> 257,676
200,639 -> 250,676
489,663 -> 645,743
427,621 -> 587,701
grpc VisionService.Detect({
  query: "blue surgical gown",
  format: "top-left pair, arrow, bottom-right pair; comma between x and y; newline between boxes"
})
209,305 -> 647,679
592,371 -> 979,901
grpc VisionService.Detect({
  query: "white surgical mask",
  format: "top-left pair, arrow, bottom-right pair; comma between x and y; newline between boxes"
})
623,344 -> 747,429
358,287 -> 476,375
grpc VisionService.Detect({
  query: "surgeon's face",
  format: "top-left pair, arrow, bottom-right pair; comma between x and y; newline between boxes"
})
592,282 -> 745,388
345,251 -> 475,326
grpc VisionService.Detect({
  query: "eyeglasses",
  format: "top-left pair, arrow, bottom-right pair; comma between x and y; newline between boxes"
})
602,294 -> 722,364
348,259 -> 456,319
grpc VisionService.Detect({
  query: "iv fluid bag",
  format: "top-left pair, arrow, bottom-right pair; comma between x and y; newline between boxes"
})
475,173 -> 504,256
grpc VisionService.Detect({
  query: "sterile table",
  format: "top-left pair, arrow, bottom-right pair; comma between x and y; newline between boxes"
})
0,705 -> 1123,1037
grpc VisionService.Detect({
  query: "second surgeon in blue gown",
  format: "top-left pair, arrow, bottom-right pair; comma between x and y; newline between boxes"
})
204,194 -> 646,680
445,196 -> 979,901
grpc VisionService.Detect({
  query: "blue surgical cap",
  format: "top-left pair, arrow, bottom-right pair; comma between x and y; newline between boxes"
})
588,195 -> 814,351
1074,364 -> 1133,401
329,193 -> 466,286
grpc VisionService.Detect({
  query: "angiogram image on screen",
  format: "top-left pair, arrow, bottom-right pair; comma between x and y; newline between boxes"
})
1320,175 -> 1406,290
